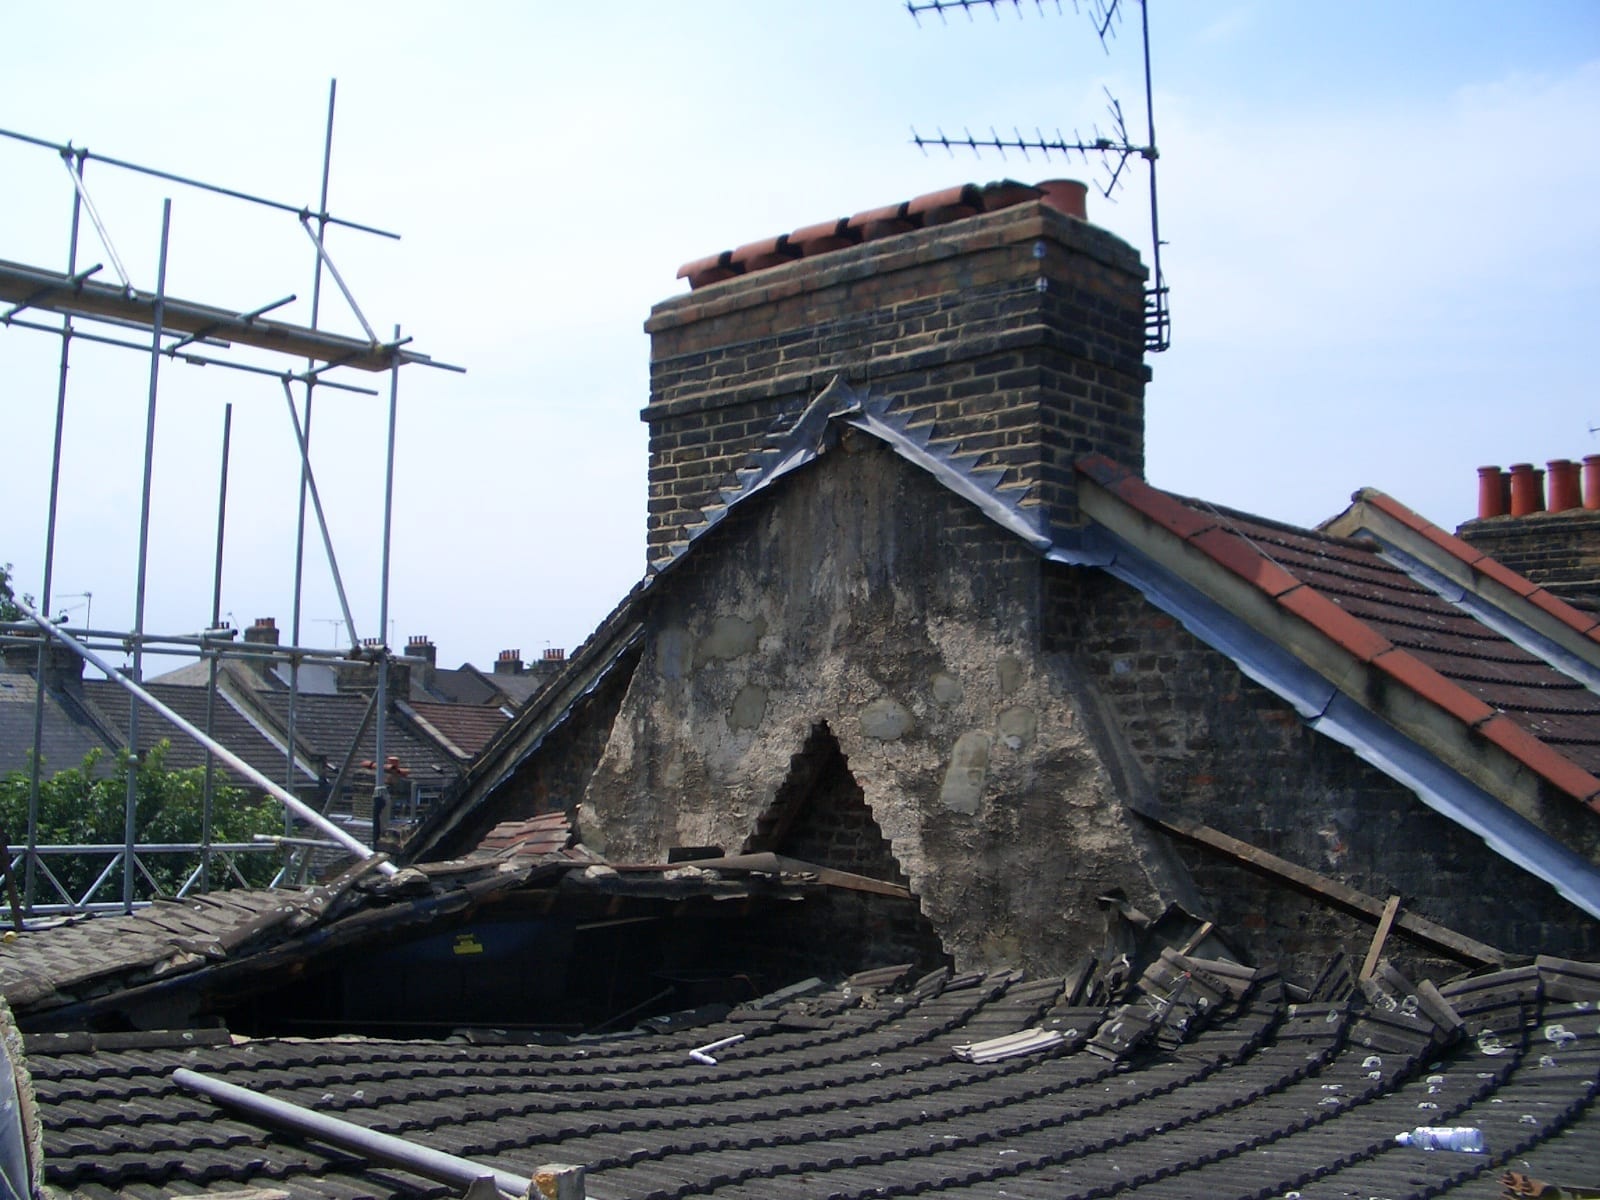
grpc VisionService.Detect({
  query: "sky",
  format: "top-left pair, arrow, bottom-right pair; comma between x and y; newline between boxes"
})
2,1 -> 1597,677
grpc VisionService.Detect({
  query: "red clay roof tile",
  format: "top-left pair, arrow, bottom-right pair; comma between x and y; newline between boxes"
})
906,183 -> 982,226
1370,648 -> 1498,728
1360,490 -> 1486,565
1277,586 -> 1395,664
1472,554 -> 1541,599
674,179 -> 1075,290
979,180 -> 1044,210
730,233 -> 800,273
1526,586 -> 1600,634
1076,455 -> 1218,540
1476,714 -> 1600,807
790,218 -> 859,256
1086,474 -> 1600,817
1189,527 -> 1302,598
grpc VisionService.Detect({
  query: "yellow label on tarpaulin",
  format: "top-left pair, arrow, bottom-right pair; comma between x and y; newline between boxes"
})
452,932 -> 485,956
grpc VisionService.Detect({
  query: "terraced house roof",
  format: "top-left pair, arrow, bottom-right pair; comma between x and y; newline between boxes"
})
17,949 -> 1600,1199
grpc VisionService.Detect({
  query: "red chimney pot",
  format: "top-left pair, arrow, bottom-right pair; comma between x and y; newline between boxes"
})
1476,466 -> 1506,519
1037,179 -> 1089,220
1547,459 -> 1581,513
1584,455 -> 1600,511
1507,463 -> 1543,516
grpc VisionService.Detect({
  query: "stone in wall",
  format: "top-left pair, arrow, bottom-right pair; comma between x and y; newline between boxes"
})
580,442 -> 1182,975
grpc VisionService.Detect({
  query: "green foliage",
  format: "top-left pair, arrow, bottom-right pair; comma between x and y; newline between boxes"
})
0,742 -> 284,904
0,562 -> 21,623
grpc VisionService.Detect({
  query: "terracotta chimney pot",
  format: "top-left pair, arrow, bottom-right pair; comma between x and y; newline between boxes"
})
1036,179 -> 1088,220
1476,466 -> 1506,519
1584,455 -> 1600,510
1547,459 -> 1581,512
1507,462 -> 1543,516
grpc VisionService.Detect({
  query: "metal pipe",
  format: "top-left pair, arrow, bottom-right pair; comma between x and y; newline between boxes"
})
60,151 -> 131,291
279,379 -> 360,646
11,597 -> 393,874
0,125 -> 402,241
201,403 -> 234,892
124,198 -> 172,913
171,1068 -> 536,1199
372,324 -> 403,846
297,217 -> 378,344
0,316 -> 382,391
25,176 -> 85,911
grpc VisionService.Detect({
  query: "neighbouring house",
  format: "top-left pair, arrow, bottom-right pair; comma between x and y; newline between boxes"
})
1,621 -> 530,845
1,179 -> 1597,1200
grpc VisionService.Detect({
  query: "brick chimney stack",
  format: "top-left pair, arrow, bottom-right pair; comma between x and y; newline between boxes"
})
243,617 -> 279,646
642,179 -> 1149,565
494,649 -> 525,677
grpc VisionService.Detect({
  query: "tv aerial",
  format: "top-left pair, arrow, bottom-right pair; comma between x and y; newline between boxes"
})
907,0 -> 1171,352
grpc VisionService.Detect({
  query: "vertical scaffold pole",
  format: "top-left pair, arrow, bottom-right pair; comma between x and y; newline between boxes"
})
124,198 -> 171,914
25,157 -> 85,911
286,79 -> 339,843
200,403 -> 233,893
372,325 -> 401,847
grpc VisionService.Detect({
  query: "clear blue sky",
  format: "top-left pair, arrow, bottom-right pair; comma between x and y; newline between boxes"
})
2,1 -> 1596,673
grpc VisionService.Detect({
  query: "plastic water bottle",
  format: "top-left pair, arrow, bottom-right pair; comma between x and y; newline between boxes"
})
1394,1126 -> 1485,1153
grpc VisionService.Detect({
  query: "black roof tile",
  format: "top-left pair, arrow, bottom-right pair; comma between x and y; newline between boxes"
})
11,960 -> 1600,1199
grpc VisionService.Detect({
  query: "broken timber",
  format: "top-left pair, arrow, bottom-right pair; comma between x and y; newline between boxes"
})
1142,815 -> 1508,967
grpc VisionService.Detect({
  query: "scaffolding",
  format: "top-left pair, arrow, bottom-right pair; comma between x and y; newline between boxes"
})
0,83 -> 463,916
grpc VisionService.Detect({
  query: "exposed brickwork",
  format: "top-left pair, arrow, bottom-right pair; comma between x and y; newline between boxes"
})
1457,509 -> 1600,611
643,202 -> 1148,565
1042,562 -> 1600,970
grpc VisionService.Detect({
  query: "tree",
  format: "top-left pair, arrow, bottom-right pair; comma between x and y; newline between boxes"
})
0,743 -> 285,904
0,562 -> 21,623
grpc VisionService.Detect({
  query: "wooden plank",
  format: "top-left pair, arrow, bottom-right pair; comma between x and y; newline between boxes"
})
1143,814 -> 1508,967
1360,895 -> 1402,981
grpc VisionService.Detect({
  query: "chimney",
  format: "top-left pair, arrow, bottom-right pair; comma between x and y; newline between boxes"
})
494,649 -> 525,676
2,637 -> 84,691
243,616 -> 279,646
643,178 -> 1150,565
404,634 -> 436,690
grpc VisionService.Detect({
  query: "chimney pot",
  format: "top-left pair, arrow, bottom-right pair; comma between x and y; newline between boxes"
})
1476,466 -> 1506,519
1036,178 -> 1089,220
1547,459 -> 1582,513
1508,463 -> 1544,516
1584,455 -> 1600,511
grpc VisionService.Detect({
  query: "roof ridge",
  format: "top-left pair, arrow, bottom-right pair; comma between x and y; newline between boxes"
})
1353,487 -> 1600,645
1076,455 -> 1600,814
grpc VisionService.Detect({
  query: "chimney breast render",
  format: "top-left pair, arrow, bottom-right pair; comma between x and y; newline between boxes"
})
641,184 -> 1150,566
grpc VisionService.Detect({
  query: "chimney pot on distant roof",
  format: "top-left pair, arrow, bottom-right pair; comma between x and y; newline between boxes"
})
243,616 -> 280,646
1547,458 -> 1581,513
494,649 -> 524,676
1476,466 -> 1506,520
542,647 -> 566,662
405,634 -> 437,666
1508,463 -> 1544,516
1584,455 -> 1600,511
